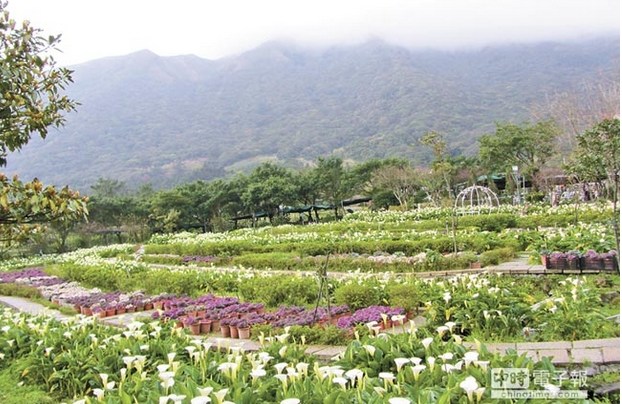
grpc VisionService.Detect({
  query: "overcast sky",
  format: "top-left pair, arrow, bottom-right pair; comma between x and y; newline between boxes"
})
8,0 -> 620,66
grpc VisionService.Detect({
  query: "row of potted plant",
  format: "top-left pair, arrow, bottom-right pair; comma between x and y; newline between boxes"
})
69,291 -> 157,317
541,249 -> 618,271
0,268 -> 98,306
0,268 -> 164,318
149,294 -> 345,338
3,268 -> 351,339
152,295 -> 262,338
0,267 -> 268,337
154,297 -> 354,338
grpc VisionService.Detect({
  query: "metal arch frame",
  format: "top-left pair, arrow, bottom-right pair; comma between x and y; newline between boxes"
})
454,185 -> 500,214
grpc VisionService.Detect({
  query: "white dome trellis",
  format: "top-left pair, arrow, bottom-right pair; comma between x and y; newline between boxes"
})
454,185 -> 500,214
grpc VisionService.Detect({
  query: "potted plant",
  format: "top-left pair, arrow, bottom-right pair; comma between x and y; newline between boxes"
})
539,249 -> 551,266
133,300 -> 145,312
105,304 -> 116,317
81,305 -> 93,316
72,296 -> 87,314
90,304 -> 102,317
469,260 -> 482,269
220,317 -> 231,337
199,318 -> 213,334
183,316 -> 201,335
210,312 -> 221,331
601,250 -> 619,271
249,302 -> 265,314
116,303 -> 127,315
93,305 -> 106,318
184,304 -> 199,317
547,252 -> 567,270
228,318 -> 239,339
236,319 -> 250,339
582,249 -> 619,272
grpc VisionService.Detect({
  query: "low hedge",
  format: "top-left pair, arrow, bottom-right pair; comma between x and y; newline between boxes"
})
0,283 -> 42,300
46,263 -> 241,297
334,282 -> 385,310
159,249 -> 490,274
517,211 -> 612,229
144,232 -> 518,258
140,254 -> 183,266
479,247 -> 516,267
230,252 -> 327,272
237,275 -> 319,307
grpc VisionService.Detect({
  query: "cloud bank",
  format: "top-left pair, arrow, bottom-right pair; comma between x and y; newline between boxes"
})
9,0 -> 620,65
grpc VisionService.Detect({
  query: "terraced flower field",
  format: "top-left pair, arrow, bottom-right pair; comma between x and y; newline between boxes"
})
0,202 -> 619,402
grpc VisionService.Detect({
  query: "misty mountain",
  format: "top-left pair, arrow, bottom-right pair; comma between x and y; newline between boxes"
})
5,37 -> 619,190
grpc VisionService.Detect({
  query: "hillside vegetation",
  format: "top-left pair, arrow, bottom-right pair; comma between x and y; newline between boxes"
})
5,37 -> 619,189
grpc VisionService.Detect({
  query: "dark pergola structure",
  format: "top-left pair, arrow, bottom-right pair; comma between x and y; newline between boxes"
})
92,229 -> 124,244
230,196 -> 372,228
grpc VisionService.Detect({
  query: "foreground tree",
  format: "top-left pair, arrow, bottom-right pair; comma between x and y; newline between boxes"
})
478,120 -> 559,190
312,157 -> 349,219
241,163 -> 297,224
0,175 -> 86,245
419,131 -> 456,205
0,2 -> 77,164
566,118 -> 620,251
0,2 -> 87,246
566,118 -> 620,195
370,163 -> 418,210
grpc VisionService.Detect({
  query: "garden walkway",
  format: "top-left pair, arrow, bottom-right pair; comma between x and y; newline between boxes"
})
0,294 -> 619,367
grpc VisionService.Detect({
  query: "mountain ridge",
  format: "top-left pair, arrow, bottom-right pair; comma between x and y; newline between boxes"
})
5,36 -> 619,190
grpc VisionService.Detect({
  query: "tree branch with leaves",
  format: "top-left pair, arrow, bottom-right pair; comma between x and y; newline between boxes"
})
0,1 -> 87,247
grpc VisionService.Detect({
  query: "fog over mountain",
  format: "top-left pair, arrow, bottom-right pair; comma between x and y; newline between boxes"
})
5,36 -> 619,190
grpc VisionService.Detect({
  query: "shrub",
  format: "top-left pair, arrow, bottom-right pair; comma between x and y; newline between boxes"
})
231,252 -> 317,271
479,247 -> 515,267
385,283 -> 420,313
0,283 -> 41,299
250,323 -> 274,340
96,246 -> 134,258
47,263 -> 125,291
334,282 -> 384,311
525,191 -> 546,203
238,275 -> 318,308
458,213 -> 517,232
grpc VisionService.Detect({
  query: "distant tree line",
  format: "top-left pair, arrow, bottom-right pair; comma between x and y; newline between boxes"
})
21,117 -> 613,254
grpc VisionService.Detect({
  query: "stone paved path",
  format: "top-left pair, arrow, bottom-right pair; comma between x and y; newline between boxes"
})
0,295 -> 70,321
0,294 -> 619,366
